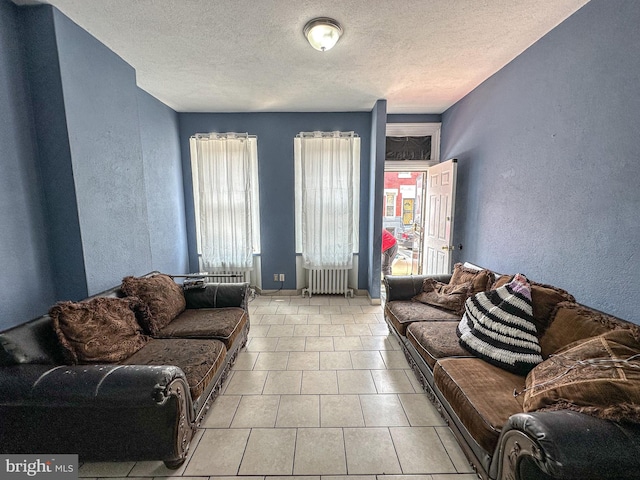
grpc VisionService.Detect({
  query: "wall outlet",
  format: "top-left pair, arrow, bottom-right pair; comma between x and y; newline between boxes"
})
273,274 -> 279,281
279,273 -> 285,282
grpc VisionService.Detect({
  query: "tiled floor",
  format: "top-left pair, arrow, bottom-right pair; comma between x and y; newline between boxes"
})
78,294 -> 478,480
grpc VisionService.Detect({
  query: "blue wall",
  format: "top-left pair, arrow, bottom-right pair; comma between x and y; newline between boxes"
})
0,2 -> 188,329
0,0 -> 56,328
441,0 -> 640,322
387,114 -> 441,124
369,100 -> 387,299
137,88 -> 189,274
178,113 -> 373,290
53,9 -> 153,294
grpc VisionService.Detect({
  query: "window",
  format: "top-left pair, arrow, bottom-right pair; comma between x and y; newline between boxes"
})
385,123 -> 441,171
189,133 -> 260,272
294,131 -> 360,269
385,191 -> 397,217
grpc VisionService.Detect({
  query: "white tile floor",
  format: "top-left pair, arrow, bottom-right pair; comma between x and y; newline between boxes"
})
78,294 -> 479,480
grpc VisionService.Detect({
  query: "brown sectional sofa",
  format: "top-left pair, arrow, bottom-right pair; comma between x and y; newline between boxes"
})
0,272 -> 250,468
384,265 -> 640,480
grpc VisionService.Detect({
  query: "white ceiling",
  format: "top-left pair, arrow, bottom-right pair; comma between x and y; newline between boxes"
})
13,0 -> 590,113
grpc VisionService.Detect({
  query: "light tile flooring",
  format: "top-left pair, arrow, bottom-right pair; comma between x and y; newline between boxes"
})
78,294 -> 478,480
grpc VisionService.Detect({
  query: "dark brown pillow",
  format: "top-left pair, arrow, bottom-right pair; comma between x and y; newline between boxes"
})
49,297 -> 149,364
540,302 -> 633,358
492,274 -> 575,336
523,329 -> 640,423
121,274 -> 186,335
412,278 -> 470,315
449,263 -> 494,295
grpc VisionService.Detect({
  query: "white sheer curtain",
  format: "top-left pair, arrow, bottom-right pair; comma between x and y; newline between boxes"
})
189,133 -> 260,272
294,131 -> 360,269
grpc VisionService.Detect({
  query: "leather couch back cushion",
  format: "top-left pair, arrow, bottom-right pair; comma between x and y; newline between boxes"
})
121,274 -> 186,335
185,283 -> 247,309
540,302 -> 633,358
49,297 -> 149,364
524,329 -> 640,423
434,358 -> 525,453
0,316 -> 66,366
493,275 -> 575,336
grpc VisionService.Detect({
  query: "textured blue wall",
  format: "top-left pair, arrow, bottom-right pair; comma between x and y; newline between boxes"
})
369,100 -> 387,299
387,114 -> 441,124
0,0 -> 56,329
1,3 -> 189,328
22,5 -> 88,302
137,88 -> 189,274
178,112 -> 372,290
441,0 -> 640,322
53,10 -> 153,294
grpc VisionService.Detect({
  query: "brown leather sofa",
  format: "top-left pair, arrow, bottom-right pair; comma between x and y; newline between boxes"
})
0,272 -> 250,468
384,266 -> 640,480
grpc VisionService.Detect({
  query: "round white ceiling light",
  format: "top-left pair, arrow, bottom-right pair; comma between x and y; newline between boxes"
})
304,17 -> 343,52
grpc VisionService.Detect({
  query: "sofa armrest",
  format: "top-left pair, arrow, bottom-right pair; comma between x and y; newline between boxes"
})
384,274 -> 452,302
0,363 -> 190,407
184,282 -> 249,310
491,411 -> 640,480
0,364 -> 194,464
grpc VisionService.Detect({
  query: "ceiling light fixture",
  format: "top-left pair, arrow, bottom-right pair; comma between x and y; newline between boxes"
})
304,17 -> 343,52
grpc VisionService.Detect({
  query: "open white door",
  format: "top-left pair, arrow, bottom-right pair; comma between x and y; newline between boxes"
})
423,159 -> 457,275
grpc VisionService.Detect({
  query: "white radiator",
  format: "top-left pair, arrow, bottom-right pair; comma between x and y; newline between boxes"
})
203,271 -> 250,284
302,268 -> 353,298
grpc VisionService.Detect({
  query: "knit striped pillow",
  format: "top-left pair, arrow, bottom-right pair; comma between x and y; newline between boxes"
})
457,273 -> 543,375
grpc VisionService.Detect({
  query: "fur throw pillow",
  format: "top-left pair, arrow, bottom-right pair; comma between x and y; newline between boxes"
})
50,297 -> 149,364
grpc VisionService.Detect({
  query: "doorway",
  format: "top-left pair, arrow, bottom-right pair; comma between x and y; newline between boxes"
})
383,122 -> 441,277
383,171 -> 425,276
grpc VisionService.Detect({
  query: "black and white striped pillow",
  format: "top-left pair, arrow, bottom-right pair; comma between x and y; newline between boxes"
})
457,273 -> 543,375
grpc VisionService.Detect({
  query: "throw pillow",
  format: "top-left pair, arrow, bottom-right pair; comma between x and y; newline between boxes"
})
49,297 -> 149,364
522,328 -> 640,423
449,263 -> 494,295
540,301 -> 633,358
457,273 -> 543,375
121,273 -> 186,335
412,278 -> 471,315
492,274 -> 575,336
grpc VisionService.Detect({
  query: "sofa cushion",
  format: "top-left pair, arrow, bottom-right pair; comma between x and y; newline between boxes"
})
385,301 -> 461,336
407,321 -> 472,368
49,297 -> 149,364
540,302 -> 634,358
449,263 -> 494,295
412,278 -> 472,315
523,329 -> 640,423
123,338 -> 227,399
458,274 -> 543,375
121,274 -> 186,335
434,357 -> 525,454
493,275 -> 575,336
155,307 -> 248,348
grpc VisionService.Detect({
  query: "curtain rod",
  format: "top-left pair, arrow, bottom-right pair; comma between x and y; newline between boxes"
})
296,131 -> 358,138
191,132 -> 257,140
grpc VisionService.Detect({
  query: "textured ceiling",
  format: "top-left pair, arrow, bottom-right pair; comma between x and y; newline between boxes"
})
13,0 -> 590,113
